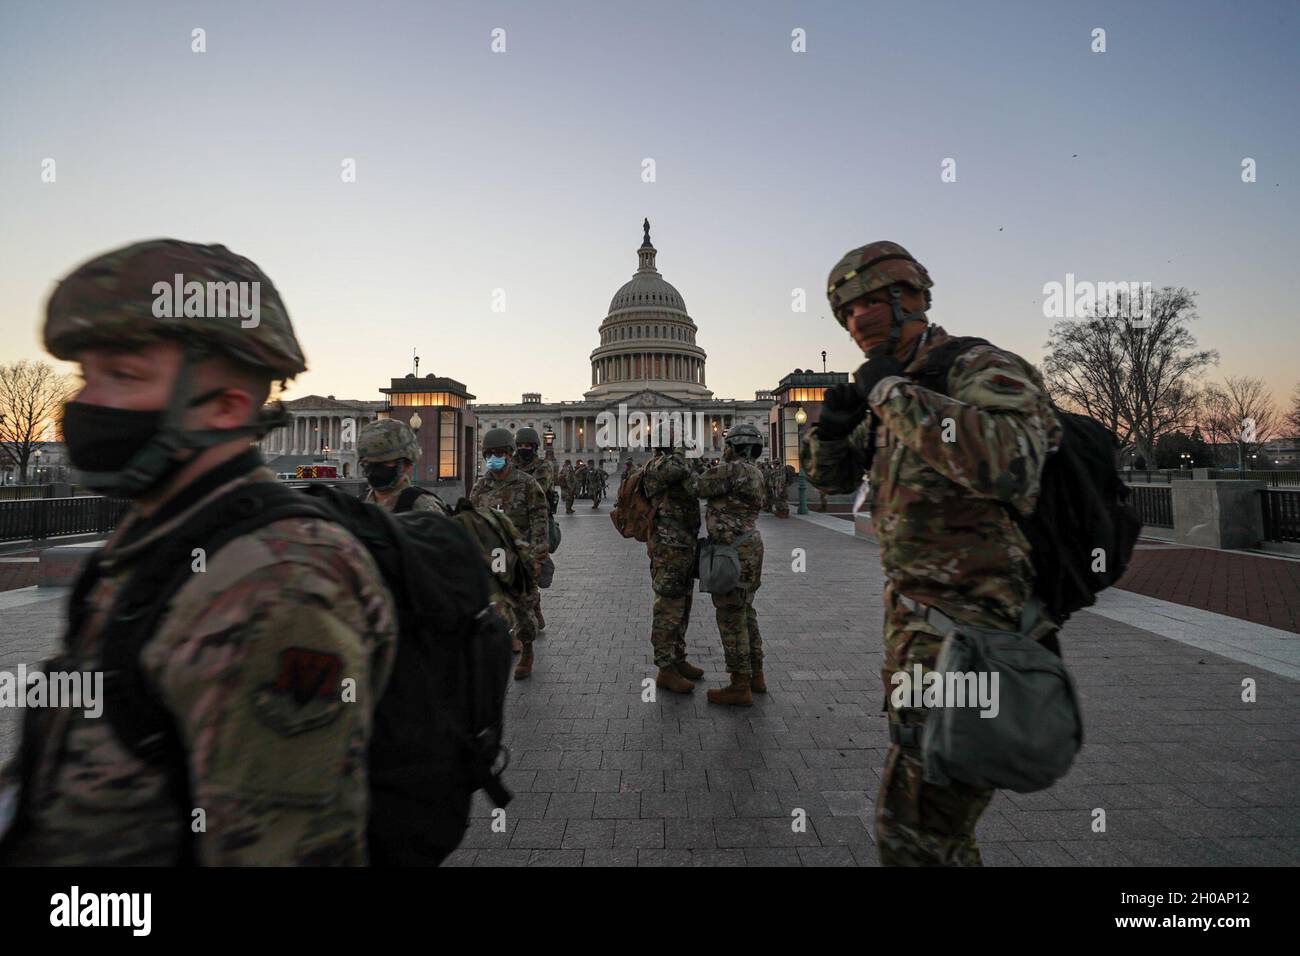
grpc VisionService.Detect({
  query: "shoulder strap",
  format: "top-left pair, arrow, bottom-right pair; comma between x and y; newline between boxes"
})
395,485 -> 427,513
913,336 -> 991,396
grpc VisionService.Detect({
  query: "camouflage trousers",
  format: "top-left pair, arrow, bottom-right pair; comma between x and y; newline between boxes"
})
875,587 -> 993,866
711,585 -> 762,675
772,493 -> 789,518
562,491 -> 575,511
711,543 -> 763,675
649,539 -> 695,668
512,585 -> 539,645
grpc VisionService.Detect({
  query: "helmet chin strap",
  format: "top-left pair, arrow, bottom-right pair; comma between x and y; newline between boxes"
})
75,345 -> 287,497
867,284 -> 929,360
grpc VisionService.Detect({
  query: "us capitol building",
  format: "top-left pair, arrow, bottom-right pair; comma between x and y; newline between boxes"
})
471,220 -> 773,471
258,220 -> 814,487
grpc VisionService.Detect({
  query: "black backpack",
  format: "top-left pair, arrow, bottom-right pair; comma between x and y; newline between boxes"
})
71,481 -> 511,865
393,484 -> 448,514
914,336 -> 1143,626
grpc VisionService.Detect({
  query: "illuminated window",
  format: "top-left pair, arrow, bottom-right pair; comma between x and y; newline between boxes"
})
785,387 -> 828,404
387,392 -> 466,408
439,410 -> 458,478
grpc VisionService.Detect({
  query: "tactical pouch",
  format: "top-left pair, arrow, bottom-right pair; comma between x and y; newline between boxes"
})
696,531 -> 754,594
548,514 -> 562,554
538,554 -> 556,589
921,600 -> 1082,793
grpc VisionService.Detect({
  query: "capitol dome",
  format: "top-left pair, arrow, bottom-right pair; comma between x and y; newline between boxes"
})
585,220 -> 711,401
608,273 -> 687,313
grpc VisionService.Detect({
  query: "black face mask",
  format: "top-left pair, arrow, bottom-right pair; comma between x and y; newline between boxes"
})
62,387 -> 257,498
365,462 -> 402,491
516,447 -> 536,462
62,401 -> 166,477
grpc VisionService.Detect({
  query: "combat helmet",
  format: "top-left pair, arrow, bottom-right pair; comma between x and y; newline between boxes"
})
43,239 -> 305,496
826,241 -> 932,352
45,239 -> 306,377
358,419 -> 420,464
723,422 -> 764,457
514,426 -> 541,447
482,427 -> 516,452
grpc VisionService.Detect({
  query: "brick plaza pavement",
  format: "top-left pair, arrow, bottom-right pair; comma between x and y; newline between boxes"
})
1119,546 -> 1300,634
1,509 -> 1297,866
448,509 -> 1300,866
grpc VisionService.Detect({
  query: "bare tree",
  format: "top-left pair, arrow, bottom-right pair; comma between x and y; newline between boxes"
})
0,360 -> 75,483
1202,376 -> 1279,470
1198,384 -> 1233,467
1286,383 -> 1300,441
1043,287 -> 1217,464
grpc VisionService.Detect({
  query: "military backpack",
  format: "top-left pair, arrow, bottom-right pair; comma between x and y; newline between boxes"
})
913,336 -> 1143,626
610,463 -> 657,543
39,481 -> 513,866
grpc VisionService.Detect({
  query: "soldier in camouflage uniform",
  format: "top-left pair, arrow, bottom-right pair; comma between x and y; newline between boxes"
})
587,459 -> 606,509
0,240 -> 397,865
559,460 -> 577,513
514,427 -> 555,632
801,240 -> 1060,866
688,424 -> 767,706
641,444 -> 705,694
470,428 -> 549,680
358,419 -> 446,514
768,461 -> 792,518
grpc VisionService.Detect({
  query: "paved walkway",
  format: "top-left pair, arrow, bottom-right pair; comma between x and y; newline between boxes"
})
0,555 -> 39,592
1119,546 -> 1300,634
1,510 -> 1297,866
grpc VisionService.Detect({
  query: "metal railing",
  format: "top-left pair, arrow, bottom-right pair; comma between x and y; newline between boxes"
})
1128,484 -> 1174,528
0,495 -> 131,543
1261,490 -> 1300,543
1209,469 -> 1300,487
1119,469 -> 1193,483
0,484 -> 56,501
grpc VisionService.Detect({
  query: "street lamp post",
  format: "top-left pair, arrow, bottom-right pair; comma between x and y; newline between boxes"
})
409,412 -> 424,482
794,407 -> 808,515
33,448 -> 43,485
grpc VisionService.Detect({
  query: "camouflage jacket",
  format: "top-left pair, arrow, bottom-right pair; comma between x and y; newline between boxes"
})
364,476 -> 447,514
768,463 -> 792,494
800,325 -> 1061,632
688,458 -> 764,550
514,454 -> 555,499
469,464 -> 549,561
642,452 -> 702,546
1,455 -> 397,865
558,465 -> 576,494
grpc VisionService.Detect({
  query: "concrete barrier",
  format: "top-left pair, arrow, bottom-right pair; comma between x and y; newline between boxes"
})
1170,480 -> 1266,550
39,543 -> 101,587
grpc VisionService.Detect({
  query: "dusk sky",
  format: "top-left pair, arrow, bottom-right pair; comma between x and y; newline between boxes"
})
2,0 -> 1296,408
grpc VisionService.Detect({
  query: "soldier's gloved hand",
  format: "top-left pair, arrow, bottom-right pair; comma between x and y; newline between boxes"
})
853,355 -> 906,403
815,383 -> 869,441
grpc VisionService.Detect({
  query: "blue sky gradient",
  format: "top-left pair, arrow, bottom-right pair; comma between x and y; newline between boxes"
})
2,0 -> 1296,406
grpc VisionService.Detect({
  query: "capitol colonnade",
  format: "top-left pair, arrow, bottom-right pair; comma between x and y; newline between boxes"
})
257,395 -> 386,476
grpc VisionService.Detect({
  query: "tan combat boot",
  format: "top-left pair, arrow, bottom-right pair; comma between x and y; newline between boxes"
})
656,667 -> 694,694
514,644 -> 534,680
750,668 -> 766,693
675,659 -> 704,680
707,673 -> 753,707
